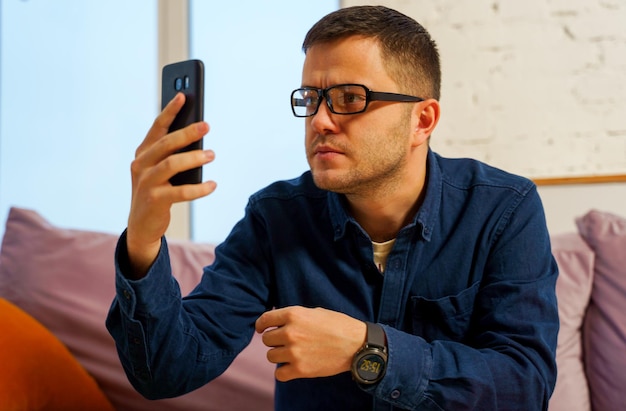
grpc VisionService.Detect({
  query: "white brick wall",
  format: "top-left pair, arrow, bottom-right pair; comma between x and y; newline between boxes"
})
341,0 -> 626,179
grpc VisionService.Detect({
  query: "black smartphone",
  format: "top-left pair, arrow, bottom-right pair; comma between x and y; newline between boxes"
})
161,59 -> 205,185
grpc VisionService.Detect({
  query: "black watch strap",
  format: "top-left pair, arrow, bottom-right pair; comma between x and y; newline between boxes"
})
366,321 -> 386,351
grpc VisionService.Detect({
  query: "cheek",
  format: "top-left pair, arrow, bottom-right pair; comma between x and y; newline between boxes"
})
360,115 -> 413,155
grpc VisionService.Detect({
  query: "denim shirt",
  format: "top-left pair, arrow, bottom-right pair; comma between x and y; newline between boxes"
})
106,150 -> 559,411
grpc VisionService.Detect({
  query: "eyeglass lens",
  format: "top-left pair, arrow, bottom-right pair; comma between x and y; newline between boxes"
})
291,84 -> 369,117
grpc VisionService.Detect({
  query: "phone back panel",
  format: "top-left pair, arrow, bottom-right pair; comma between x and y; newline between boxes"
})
161,59 -> 205,185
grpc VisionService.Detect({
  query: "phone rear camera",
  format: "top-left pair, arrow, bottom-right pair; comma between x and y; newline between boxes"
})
174,77 -> 183,91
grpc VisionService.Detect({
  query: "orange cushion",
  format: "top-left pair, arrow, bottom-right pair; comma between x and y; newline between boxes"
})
0,298 -> 115,411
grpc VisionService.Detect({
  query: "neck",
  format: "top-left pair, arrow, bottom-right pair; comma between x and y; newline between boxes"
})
345,167 -> 426,243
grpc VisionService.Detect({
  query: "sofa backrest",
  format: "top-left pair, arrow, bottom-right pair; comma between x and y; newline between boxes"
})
0,207 -> 275,411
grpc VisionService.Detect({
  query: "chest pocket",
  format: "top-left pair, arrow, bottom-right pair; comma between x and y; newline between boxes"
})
410,281 -> 480,342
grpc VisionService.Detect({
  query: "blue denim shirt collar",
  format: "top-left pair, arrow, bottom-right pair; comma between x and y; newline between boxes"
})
328,149 -> 440,243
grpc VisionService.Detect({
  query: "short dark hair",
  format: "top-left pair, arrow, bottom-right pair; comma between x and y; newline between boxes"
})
303,5 -> 441,101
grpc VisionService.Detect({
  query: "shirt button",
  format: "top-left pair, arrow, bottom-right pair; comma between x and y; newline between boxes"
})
391,389 -> 401,399
123,289 -> 131,300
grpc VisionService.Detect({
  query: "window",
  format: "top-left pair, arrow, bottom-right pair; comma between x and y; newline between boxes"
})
0,1 -> 158,238
189,0 -> 337,243
0,1 -> 337,243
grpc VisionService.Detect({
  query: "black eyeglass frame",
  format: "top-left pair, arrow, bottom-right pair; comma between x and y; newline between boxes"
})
290,83 -> 424,118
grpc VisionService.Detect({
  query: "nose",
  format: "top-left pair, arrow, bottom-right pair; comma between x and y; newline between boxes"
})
309,97 -> 337,134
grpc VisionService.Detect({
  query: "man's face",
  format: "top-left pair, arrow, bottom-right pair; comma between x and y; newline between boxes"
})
302,36 -> 415,196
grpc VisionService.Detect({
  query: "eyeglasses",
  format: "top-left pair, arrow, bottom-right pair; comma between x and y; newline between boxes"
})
290,83 -> 423,118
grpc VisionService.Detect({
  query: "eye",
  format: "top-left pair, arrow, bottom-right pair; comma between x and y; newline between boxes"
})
338,89 -> 366,107
326,85 -> 368,113
343,92 -> 362,104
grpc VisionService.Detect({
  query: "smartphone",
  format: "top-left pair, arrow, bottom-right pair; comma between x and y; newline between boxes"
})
161,59 -> 205,185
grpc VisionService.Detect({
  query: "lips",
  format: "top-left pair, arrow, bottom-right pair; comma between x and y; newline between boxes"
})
314,144 -> 344,156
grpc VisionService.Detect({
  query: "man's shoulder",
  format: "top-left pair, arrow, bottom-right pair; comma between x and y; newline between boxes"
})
433,152 -> 535,196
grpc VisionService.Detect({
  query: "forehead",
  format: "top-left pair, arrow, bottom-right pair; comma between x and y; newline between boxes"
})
301,36 -> 395,89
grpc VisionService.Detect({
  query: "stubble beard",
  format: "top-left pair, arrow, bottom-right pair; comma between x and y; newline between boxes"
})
309,115 -> 412,197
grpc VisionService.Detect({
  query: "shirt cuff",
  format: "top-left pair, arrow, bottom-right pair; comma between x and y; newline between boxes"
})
114,231 -> 180,318
367,325 -> 431,408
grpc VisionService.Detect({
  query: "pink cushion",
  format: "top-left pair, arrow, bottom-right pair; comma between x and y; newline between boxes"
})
576,210 -> 626,411
547,233 -> 594,411
0,207 -> 274,411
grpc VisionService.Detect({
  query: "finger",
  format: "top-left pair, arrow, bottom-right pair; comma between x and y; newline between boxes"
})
151,147 -> 214,186
271,359 -> 310,382
135,121 -> 209,172
131,123 -> 210,186
172,179 -> 218,202
264,351 -> 297,382
266,345 -> 290,365
129,151 -> 216,232
274,364 -> 297,382
129,179 -> 217,235
138,92 -> 186,153
255,311 -> 273,333
157,121 -> 209,159
260,325 -> 286,348
255,308 -> 289,333
146,179 -> 218,205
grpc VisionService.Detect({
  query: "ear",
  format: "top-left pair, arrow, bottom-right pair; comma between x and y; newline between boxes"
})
411,99 -> 440,147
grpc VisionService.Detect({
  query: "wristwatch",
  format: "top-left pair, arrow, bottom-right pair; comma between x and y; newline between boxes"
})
351,321 -> 388,385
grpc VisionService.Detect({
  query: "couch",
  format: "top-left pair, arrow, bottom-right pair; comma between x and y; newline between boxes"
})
0,206 -> 624,410
0,208 -> 274,411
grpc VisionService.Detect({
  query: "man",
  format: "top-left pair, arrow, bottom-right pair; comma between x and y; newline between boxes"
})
107,5 -> 559,410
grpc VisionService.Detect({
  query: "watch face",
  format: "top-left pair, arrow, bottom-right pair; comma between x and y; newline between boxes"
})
356,352 -> 386,382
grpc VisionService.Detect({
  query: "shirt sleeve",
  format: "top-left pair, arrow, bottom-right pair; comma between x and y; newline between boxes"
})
105,231 -> 255,400
367,188 -> 559,410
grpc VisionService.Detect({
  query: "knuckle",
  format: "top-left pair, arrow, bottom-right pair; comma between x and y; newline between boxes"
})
153,109 -> 172,131
281,331 -> 294,345
158,155 -> 176,174
130,158 -> 144,176
167,156 -> 181,173
291,362 -> 308,378
155,133 -> 179,154
143,189 -> 161,207
285,306 -> 300,320
130,158 -> 142,176
134,144 -> 145,159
